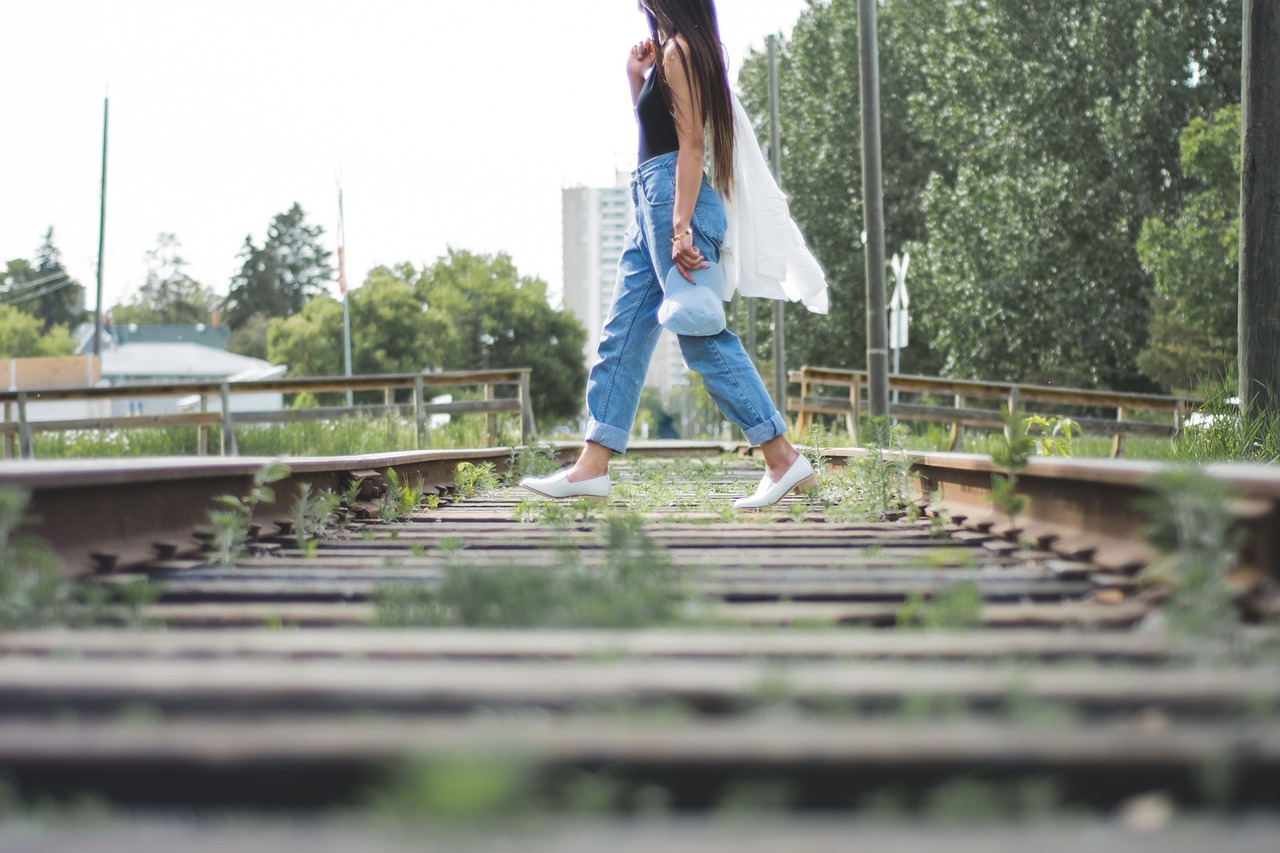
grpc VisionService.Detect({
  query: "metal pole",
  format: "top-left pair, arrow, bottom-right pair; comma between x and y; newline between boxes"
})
338,188 -> 354,408
767,35 -> 787,408
857,0 -> 890,419
1239,0 -> 1280,418
93,96 -> 108,358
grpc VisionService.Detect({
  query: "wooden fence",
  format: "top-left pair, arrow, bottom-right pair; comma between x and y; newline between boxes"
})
0,369 -> 534,459
788,366 -> 1194,457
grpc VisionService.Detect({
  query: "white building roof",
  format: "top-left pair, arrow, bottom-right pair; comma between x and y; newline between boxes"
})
101,343 -> 280,380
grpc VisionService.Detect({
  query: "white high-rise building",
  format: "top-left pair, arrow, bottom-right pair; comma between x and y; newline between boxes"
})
562,175 -> 687,402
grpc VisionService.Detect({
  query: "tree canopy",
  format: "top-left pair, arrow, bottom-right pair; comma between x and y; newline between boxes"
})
268,250 -> 587,425
1,229 -> 86,334
112,233 -> 219,326
223,203 -> 333,333
736,0 -> 1242,391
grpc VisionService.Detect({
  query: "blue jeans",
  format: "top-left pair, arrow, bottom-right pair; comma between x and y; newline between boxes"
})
584,151 -> 788,454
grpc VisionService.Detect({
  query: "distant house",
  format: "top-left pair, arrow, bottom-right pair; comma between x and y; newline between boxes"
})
34,323 -> 286,420
73,321 -> 231,354
100,343 -> 285,416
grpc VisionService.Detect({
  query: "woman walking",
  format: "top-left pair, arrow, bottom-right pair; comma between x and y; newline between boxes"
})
523,0 -> 824,509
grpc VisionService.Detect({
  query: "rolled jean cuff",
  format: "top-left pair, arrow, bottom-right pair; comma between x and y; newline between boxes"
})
742,412 -> 788,447
584,418 -> 631,455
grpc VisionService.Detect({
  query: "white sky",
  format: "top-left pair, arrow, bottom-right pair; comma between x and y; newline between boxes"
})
1,0 -> 811,314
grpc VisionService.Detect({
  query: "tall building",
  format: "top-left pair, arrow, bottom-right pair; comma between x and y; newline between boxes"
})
562,174 -> 687,402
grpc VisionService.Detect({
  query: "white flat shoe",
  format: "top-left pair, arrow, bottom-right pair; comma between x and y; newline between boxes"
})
733,455 -> 818,509
520,470 -> 610,500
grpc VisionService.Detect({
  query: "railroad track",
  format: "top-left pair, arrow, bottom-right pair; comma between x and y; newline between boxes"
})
0,444 -> 1278,847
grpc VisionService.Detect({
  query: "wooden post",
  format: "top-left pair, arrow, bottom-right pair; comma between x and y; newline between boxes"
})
219,383 -> 237,456
16,392 -> 32,460
949,394 -> 966,451
1239,0 -> 1280,419
797,371 -> 812,435
3,401 -> 14,459
519,371 -> 535,445
197,394 -> 208,457
484,382 -> 496,445
850,374 -> 862,446
1173,399 -> 1185,436
1111,406 -> 1126,459
413,375 -> 428,450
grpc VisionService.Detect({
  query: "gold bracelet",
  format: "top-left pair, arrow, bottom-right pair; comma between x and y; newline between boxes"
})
671,227 -> 692,245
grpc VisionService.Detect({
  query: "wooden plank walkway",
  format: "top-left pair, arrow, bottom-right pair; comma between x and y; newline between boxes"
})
1,454 -> 1277,835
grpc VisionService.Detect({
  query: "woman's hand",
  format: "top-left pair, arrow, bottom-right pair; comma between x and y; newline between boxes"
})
672,232 -> 708,283
627,39 -> 656,79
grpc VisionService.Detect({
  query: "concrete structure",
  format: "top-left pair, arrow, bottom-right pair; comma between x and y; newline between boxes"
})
562,174 -> 688,401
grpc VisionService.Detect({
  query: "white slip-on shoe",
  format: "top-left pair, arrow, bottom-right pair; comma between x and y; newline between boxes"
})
520,470 -> 611,500
733,454 -> 818,509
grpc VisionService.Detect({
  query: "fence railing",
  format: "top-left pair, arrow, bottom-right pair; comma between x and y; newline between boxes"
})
0,369 -> 534,459
788,366 -> 1194,457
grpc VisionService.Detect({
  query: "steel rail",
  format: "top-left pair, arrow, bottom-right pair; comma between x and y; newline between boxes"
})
3,443 -> 1277,577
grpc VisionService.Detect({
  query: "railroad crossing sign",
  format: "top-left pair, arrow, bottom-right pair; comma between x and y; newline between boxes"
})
889,251 -> 910,354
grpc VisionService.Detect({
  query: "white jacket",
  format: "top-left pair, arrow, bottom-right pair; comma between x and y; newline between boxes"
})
718,91 -> 830,314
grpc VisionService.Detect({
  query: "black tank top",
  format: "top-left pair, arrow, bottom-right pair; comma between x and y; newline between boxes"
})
637,67 -> 680,164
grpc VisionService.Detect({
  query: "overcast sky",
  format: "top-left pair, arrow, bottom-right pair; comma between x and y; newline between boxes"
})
1,0 -> 812,314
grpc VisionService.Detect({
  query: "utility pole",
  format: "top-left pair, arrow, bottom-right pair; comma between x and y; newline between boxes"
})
857,0 -> 889,419
93,96 -> 109,357
338,186 -> 354,407
767,34 -> 787,409
1239,0 -> 1280,418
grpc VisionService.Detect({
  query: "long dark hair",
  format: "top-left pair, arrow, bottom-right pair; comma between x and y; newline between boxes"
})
642,0 -> 735,196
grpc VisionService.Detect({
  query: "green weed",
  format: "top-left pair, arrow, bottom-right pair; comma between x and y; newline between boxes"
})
506,441 -> 562,482
1025,414 -> 1079,457
373,512 -> 681,628
454,461 -> 500,498
989,405 -> 1035,531
292,482 -> 340,558
1136,469 -> 1241,638
897,583 -> 984,631
204,460 -> 290,569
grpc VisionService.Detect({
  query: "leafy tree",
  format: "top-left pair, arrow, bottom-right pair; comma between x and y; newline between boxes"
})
736,1 -> 943,376
267,264 -> 456,376
112,233 -> 218,326
898,0 -> 1240,388
737,0 -> 1241,389
1136,104 -> 1241,391
1,230 -> 86,332
0,306 -> 75,358
418,249 -> 587,424
350,265 -> 456,374
267,297 -> 344,376
223,203 -> 333,329
228,313 -> 272,360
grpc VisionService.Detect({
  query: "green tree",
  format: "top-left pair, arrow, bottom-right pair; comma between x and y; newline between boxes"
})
897,0 -> 1239,388
267,264 -> 457,376
737,0 -> 1241,388
736,0 -> 942,376
228,313 -> 272,360
223,203 -> 333,330
1136,104 -> 1241,391
112,233 -> 218,326
267,297 -> 344,376
0,305 -> 76,358
418,249 -> 588,424
1,230 -> 86,332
